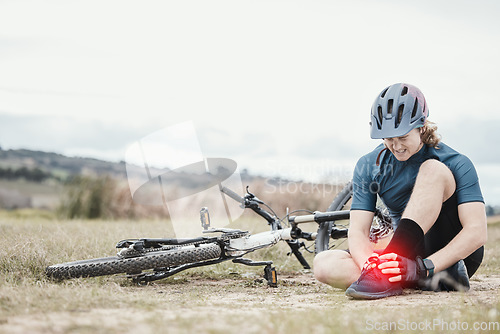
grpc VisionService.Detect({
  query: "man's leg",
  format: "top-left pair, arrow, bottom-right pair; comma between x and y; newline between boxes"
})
401,159 -> 456,233
422,194 -> 483,290
346,159 -> 457,299
313,250 -> 361,290
383,159 -> 456,258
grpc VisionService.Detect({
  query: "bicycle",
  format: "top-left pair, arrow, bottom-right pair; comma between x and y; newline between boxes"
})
46,181 -> 392,286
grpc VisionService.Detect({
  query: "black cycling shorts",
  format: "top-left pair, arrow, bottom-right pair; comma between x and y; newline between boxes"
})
423,193 -> 484,278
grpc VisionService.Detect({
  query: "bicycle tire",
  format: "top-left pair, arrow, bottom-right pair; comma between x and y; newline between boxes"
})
314,181 -> 352,254
46,243 -> 222,280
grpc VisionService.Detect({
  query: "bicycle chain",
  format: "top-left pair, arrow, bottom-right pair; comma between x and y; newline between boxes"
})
219,231 -> 249,241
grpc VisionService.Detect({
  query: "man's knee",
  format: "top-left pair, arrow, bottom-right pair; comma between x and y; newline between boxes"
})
313,250 -> 350,283
416,159 -> 455,199
314,250 -> 360,289
313,251 -> 333,283
418,159 -> 452,180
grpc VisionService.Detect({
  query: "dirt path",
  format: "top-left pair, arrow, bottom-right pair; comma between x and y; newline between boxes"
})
2,273 -> 499,334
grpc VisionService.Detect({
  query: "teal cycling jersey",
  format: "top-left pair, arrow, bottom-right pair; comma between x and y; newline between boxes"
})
351,142 -> 484,226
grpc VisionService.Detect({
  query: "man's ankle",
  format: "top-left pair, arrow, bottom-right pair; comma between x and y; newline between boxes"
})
383,218 -> 425,259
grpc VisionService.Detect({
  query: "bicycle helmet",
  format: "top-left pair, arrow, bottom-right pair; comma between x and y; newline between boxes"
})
370,83 -> 429,139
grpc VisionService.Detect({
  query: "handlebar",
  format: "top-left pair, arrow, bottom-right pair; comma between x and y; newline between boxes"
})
220,185 -> 350,227
218,185 -> 350,270
289,210 -> 350,224
220,186 -> 245,204
220,185 -> 278,228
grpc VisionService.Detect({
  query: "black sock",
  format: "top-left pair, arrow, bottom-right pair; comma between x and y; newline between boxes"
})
383,218 -> 425,259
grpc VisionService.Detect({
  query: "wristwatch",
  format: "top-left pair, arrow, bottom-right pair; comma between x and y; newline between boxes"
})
422,258 -> 435,278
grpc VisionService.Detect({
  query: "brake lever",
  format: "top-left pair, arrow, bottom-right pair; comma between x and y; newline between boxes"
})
245,186 -> 255,198
245,186 -> 264,204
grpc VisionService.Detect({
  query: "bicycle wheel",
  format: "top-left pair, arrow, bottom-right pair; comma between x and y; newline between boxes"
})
46,243 -> 222,280
314,181 -> 352,254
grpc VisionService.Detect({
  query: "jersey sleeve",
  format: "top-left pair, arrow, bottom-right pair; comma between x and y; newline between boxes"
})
452,155 -> 484,204
351,155 -> 377,212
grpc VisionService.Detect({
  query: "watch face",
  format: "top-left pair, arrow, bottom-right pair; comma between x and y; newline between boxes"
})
423,259 -> 435,270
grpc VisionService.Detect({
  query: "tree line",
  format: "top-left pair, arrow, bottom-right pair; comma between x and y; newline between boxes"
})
0,166 -> 58,182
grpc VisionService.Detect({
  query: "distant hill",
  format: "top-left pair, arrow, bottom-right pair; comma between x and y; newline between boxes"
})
0,148 -> 127,180
0,148 -> 262,212
1,148 -> 499,217
0,148 -> 130,210
0,148 -> 261,184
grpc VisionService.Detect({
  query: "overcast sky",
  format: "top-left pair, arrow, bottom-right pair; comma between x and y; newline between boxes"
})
1,0 -> 500,204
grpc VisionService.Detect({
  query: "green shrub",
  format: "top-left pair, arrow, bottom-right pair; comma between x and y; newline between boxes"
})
57,175 -> 168,220
58,175 -> 116,219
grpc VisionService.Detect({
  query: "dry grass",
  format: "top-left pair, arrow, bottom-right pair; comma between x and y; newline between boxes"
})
0,216 -> 499,334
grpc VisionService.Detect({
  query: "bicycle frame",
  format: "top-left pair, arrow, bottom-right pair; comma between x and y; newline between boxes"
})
121,186 -> 352,285
219,185 -> 339,269
47,181 -> 391,286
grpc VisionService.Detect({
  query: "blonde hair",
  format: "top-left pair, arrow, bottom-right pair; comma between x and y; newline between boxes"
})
421,120 -> 441,148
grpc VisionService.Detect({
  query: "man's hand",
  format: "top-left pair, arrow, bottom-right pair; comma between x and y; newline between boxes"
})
377,253 -> 426,284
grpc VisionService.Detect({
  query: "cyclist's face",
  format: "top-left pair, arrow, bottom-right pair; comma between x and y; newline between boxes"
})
383,129 -> 423,161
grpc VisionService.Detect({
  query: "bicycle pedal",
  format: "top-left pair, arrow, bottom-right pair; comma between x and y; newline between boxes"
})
200,207 -> 211,230
264,265 -> 278,288
330,227 -> 348,239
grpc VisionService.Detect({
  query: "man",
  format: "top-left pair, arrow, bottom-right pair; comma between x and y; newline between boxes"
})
313,83 -> 487,299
